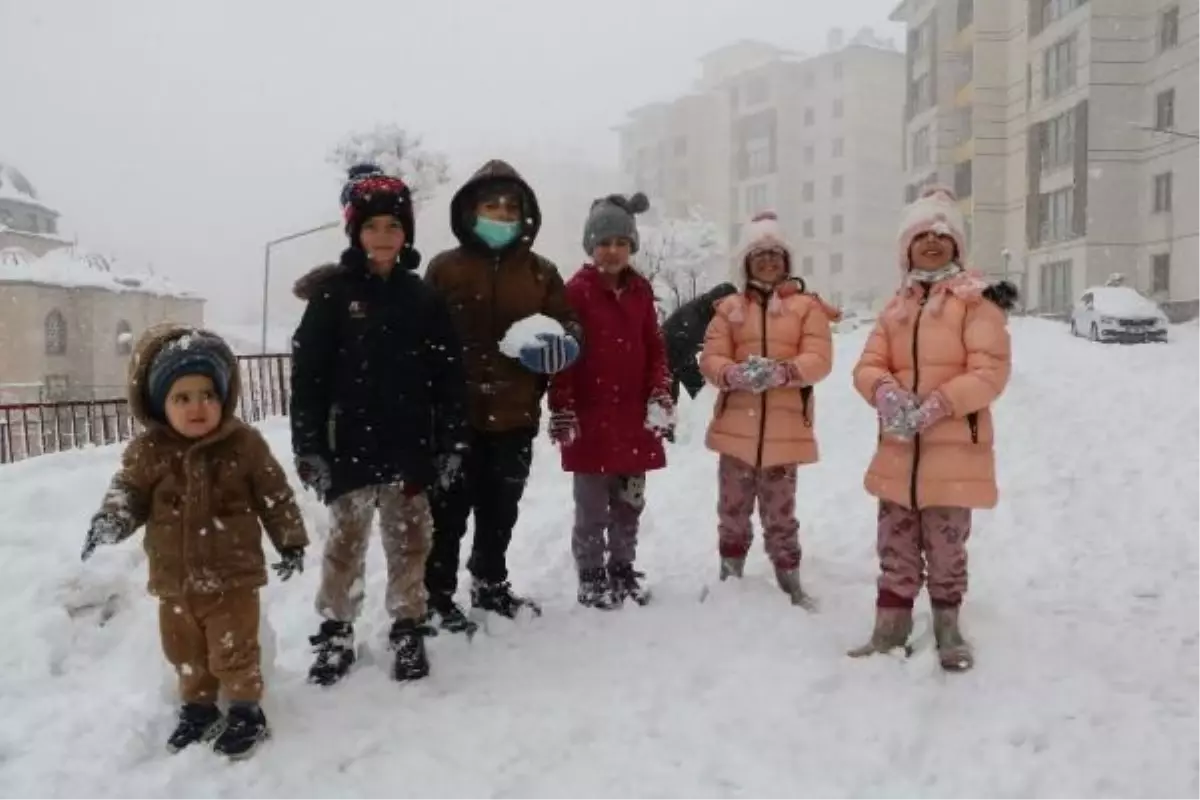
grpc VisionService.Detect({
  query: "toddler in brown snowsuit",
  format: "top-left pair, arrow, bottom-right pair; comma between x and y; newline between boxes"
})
82,324 -> 308,760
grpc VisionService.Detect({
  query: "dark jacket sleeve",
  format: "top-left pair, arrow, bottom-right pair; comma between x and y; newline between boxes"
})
289,282 -> 340,458
664,284 -> 735,398
423,289 -> 471,455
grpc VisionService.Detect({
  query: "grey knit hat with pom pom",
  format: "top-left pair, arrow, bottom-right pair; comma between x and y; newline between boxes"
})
582,192 -> 650,255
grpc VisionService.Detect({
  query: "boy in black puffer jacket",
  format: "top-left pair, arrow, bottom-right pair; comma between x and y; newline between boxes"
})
290,165 -> 469,686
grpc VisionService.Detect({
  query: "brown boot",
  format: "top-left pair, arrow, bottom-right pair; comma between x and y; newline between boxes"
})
774,567 -> 818,610
718,557 -> 745,581
932,605 -> 973,672
847,606 -> 914,657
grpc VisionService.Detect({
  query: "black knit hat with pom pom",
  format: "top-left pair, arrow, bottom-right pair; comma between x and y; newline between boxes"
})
582,192 -> 650,255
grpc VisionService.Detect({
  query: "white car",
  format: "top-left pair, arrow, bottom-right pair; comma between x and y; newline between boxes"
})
1069,286 -> 1169,343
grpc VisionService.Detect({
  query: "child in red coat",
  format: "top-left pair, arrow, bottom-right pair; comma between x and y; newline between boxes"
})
547,193 -> 673,609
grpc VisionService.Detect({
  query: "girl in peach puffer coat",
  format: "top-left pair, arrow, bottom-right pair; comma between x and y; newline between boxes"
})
700,212 -> 838,608
848,186 -> 1016,672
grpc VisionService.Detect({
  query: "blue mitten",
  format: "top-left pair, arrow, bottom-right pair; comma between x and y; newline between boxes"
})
518,333 -> 580,374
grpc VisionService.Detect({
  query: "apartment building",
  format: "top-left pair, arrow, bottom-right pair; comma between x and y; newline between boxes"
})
616,31 -> 907,311
892,0 -> 1198,319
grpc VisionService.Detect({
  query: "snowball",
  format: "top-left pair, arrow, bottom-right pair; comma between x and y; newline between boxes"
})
499,314 -> 566,358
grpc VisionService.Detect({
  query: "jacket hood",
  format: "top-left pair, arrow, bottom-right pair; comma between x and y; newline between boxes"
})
449,159 -> 542,253
292,247 -> 419,301
128,324 -> 241,430
731,212 -> 794,289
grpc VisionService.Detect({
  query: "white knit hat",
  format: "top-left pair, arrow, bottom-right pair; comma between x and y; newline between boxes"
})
896,185 -> 966,273
731,211 -> 793,289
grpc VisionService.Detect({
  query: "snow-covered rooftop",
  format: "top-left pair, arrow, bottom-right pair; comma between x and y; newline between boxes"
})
0,246 -> 200,299
0,161 -> 58,216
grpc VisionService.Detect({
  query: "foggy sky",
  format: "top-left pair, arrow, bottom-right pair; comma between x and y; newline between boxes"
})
3,0 -> 901,326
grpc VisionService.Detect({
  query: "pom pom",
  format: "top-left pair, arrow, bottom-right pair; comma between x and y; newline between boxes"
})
751,210 -> 778,223
627,192 -> 650,215
919,184 -> 957,203
347,163 -> 384,180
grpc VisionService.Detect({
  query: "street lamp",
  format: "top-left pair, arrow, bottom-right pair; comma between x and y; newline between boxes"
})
259,220 -> 341,353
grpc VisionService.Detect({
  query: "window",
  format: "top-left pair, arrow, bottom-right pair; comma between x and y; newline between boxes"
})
954,160 -> 973,198
1043,35 -> 1077,100
803,219 -> 815,238
1152,254 -> 1171,293
911,126 -> 931,168
804,107 -> 815,126
745,75 -> 769,106
1036,0 -> 1087,30
45,310 -> 67,355
833,138 -> 845,157
1039,260 -> 1073,313
1039,108 -> 1076,172
746,135 -> 772,176
802,256 -> 814,276
830,253 -> 844,274
1160,6 -> 1180,51
744,183 -> 770,215
833,98 -> 844,119
1038,187 -> 1075,243
673,136 -> 688,156
803,182 -> 815,202
833,61 -> 843,80
735,109 -> 778,180
1155,89 -> 1176,130
1154,172 -> 1173,212
115,320 -> 133,356
831,214 -> 844,235
832,175 -> 844,198
804,146 -> 815,165
957,0 -> 974,29
908,73 -> 932,118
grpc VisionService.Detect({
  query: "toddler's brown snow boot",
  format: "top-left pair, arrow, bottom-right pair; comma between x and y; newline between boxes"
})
847,606 -> 914,657
932,605 -> 974,672
774,567 -> 818,610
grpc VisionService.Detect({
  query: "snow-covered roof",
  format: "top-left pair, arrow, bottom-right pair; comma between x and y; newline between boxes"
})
0,161 -> 58,217
0,246 -> 200,299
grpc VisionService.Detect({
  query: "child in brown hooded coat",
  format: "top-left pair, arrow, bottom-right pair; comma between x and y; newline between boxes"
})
83,324 -> 309,760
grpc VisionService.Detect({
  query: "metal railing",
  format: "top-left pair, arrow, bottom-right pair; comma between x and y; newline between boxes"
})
0,354 -> 292,465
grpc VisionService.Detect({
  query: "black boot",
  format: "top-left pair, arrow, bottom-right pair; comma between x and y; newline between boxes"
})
609,564 -> 652,606
165,702 -> 224,753
425,595 -> 479,636
577,568 -> 618,610
388,618 -> 431,682
308,620 -> 355,686
471,578 -> 542,619
212,702 -> 270,760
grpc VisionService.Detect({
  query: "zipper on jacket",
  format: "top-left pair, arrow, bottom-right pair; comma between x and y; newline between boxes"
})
754,292 -> 769,469
485,254 -> 501,423
909,285 -> 930,510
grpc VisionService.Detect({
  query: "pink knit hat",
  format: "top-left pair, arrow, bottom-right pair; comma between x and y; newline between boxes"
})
896,185 -> 966,273
731,211 -> 793,289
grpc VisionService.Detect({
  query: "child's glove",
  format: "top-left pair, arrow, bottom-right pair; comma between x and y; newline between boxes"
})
434,452 -> 464,492
548,409 -> 580,446
764,361 -> 800,390
80,513 -> 125,562
518,333 -> 580,375
909,391 -> 952,434
874,379 -> 920,441
722,363 -> 756,393
272,547 -> 305,581
295,453 -> 332,501
644,394 -> 676,440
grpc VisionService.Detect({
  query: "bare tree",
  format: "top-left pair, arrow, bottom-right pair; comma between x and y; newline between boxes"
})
327,123 -> 451,211
636,207 -> 725,313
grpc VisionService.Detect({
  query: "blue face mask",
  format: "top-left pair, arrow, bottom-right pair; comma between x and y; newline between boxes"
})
473,217 -> 521,250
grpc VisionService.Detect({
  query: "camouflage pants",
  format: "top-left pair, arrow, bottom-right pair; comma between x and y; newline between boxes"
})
572,473 -> 646,572
717,455 -> 801,571
316,484 -> 433,623
876,500 -> 972,608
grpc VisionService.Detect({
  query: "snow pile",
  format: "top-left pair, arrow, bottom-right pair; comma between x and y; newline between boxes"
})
498,313 -> 565,358
0,319 -> 1196,796
0,246 -> 197,298
1087,286 -> 1165,318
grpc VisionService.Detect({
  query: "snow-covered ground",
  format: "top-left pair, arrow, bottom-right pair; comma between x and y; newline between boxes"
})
1,318 -> 1196,798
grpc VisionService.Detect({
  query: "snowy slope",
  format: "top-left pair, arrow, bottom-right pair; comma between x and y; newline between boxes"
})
1,319 -> 1196,798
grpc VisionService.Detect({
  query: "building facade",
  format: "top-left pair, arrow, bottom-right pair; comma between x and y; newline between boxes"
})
892,0 -> 1198,319
0,164 -> 205,403
616,30 -> 907,312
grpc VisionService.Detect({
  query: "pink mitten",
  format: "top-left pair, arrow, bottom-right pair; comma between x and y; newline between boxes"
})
874,378 -> 919,440
722,363 -> 756,392
910,391 -> 952,434
548,409 -> 580,446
